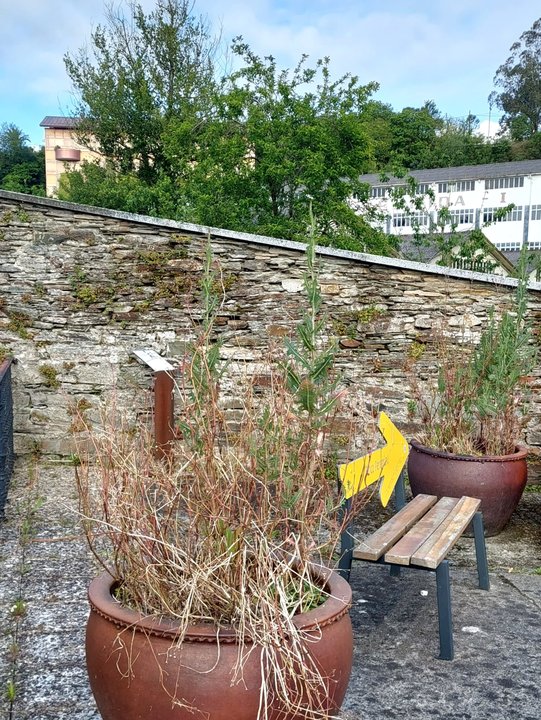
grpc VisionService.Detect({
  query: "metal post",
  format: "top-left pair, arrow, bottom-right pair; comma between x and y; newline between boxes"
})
394,470 -> 407,511
132,349 -> 175,459
337,474 -> 354,582
436,560 -> 454,660
154,369 -> 174,459
472,511 -> 490,591
389,472 -> 406,576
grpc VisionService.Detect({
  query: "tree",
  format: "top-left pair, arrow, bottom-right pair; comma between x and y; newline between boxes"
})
0,123 -> 45,195
58,161 -> 178,215
356,100 -> 397,171
64,0 -> 222,183
165,39 -> 395,254
386,102 -> 443,171
426,115 -> 489,168
490,17 -> 541,139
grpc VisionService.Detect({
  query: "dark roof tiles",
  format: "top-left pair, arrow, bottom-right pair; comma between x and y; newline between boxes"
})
360,159 -> 541,186
40,116 -> 80,129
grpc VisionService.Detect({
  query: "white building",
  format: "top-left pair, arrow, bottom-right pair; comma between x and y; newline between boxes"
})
358,159 -> 541,255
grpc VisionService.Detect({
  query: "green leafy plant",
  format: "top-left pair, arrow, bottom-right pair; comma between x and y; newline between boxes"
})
9,599 -> 26,619
5,679 -> 16,702
409,251 -> 537,455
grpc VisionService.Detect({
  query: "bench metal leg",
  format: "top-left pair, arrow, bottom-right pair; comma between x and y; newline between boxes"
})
472,511 -> 490,591
436,560 -> 454,660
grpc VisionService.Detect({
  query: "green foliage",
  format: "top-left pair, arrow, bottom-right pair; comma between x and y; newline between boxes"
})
4,680 -> 16,702
358,103 -> 511,172
57,1 -> 541,254
410,250 -> 537,455
64,0 -> 220,183
62,11 -> 395,256
408,341 -> 426,360
175,40 -> 393,253
490,17 -> 541,139
0,123 -> 45,195
58,161 -> 179,217
385,101 -> 442,171
282,211 -> 339,419
69,263 -> 113,307
9,599 -> 26,619
331,306 -> 385,338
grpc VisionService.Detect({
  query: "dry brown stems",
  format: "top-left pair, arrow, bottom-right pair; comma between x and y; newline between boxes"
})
75,232 -> 372,718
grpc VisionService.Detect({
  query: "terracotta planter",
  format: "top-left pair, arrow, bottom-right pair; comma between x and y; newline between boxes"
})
407,440 -> 528,536
86,567 -> 353,720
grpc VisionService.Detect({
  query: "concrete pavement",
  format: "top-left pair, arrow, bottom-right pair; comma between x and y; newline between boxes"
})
1,459 -> 540,720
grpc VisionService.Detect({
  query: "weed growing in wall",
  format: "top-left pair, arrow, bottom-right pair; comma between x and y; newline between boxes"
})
38,364 -> 60,389
7,311 -> 32,339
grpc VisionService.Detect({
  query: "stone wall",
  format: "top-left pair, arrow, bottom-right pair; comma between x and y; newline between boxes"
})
1,190 -> 540,477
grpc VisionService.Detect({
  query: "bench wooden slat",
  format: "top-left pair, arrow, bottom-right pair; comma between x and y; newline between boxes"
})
352,494 -> 438,561
410,496 -> 481,569
384,496 -> 461,566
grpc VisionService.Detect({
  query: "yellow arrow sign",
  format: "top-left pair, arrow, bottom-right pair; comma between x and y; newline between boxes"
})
339,412 -> 409,506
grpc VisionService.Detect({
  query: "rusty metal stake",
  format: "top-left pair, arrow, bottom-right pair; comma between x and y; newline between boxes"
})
153,369 -> 174,459
132,349 -> 175,459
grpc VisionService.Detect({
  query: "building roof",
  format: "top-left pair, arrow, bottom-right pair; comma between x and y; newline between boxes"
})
359,159 -> 541,186
40,116 -> 80,129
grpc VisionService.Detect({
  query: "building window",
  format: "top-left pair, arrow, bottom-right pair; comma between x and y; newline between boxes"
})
371,186 -> 387,198
483,206 -> 523,223
485,176 -> 525,189
438,180 -> 475,193
392,212 -> 429,228
392,212 -> 408,227
495,241 -> 521,251
528,240 -> 541,249
416,183 -> 430,194
531,205 -> 541,220
448,209 -> 474,225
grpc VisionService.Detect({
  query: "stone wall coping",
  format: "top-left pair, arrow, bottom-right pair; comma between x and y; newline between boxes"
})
2,189 -> 540,293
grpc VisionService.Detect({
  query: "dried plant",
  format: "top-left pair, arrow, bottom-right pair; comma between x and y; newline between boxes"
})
409,252 -> 537,456
76,224 -> 372,718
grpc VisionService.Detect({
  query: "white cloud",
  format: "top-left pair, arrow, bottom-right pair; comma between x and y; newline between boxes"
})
478,119 -> 501,140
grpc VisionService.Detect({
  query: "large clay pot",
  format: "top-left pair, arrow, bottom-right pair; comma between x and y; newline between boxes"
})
407,440 -> 528,536
86,566 -> 353,720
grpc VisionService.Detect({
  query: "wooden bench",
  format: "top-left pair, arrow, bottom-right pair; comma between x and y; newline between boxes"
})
338,476 -> 490,660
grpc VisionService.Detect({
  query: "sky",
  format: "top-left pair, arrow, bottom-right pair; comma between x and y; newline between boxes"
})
1,0 -> 540,147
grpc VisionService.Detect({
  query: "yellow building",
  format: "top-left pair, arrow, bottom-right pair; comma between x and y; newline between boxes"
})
40,116 -> 101,196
